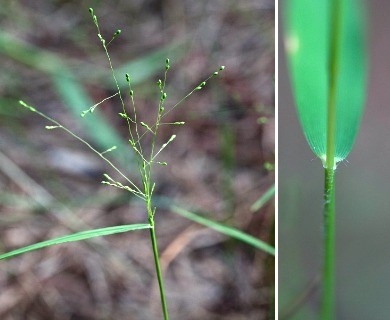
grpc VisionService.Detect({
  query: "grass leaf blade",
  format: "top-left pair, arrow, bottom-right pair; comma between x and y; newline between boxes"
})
171,206 -> 275,256
0,224 -> 151,260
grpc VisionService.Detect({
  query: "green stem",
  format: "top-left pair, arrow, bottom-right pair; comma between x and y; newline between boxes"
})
321,167 -> 335,320
321,1 -> 342,318
149,219 -> 169,320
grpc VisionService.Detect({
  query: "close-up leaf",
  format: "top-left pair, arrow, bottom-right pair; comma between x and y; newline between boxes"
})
284,0 -> 366,164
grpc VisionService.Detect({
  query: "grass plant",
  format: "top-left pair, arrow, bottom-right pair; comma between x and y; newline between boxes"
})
284,0 -> 366,318
0,7 -> 274,319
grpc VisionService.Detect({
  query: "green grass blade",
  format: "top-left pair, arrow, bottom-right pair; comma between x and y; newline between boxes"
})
251,184 -> 275,212
284,0 -> 366,164
0,31 -> 60,74
171,206 -> 275,255
0,223 -> 151,260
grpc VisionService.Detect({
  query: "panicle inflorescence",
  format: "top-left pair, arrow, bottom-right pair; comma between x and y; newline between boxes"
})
18,7 -> 225,210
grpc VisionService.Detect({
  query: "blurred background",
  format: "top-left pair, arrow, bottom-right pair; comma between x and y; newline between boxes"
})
279,0 -> 390,319
0,1 -> 274,319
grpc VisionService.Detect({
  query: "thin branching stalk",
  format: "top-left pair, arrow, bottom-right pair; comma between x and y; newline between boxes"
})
19,101 -> 145,199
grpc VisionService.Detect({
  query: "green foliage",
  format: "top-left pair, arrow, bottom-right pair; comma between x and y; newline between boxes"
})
0,224 -> 151,260
171,206 -> 275,255
284,0 -> 366,165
